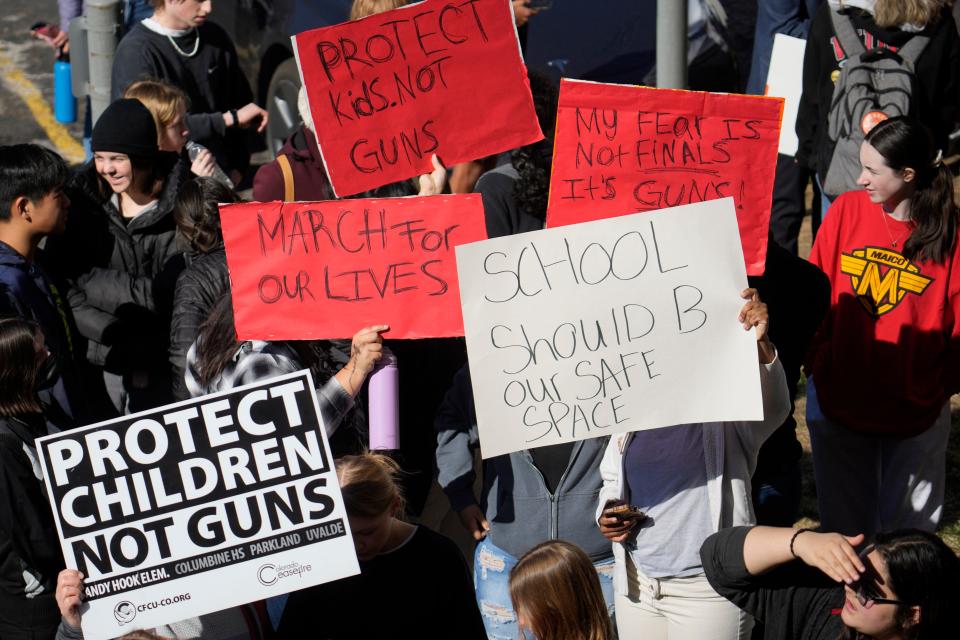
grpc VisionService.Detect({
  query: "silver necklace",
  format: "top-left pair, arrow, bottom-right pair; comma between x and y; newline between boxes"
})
167,29 -> 200,57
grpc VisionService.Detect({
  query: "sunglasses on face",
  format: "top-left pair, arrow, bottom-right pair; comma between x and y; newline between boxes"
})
851,580 -> 907,609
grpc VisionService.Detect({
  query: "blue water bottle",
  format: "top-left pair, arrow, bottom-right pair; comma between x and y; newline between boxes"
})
54,53 -> 76,124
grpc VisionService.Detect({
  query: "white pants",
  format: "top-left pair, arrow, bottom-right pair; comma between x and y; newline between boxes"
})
807,379 -> 951,537
615,555 -> 752,640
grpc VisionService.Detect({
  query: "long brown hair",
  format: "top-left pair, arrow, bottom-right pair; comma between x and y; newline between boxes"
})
0,317 -> 42,417
173,177 -> 239,253
864,116 -> 959,264
509,540 -> 613,640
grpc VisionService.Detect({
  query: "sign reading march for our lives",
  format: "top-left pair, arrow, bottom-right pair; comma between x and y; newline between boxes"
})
457,198 -> 763,459
293,0 -> 543,196
546,80 -> 783,276
220,195 -> 487,340
35,371 -> 359,640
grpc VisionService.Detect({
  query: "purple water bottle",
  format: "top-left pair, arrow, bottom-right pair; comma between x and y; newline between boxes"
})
368,348 -> 399,450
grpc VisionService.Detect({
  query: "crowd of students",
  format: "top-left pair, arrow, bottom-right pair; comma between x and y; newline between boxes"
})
2,0 -> 960,639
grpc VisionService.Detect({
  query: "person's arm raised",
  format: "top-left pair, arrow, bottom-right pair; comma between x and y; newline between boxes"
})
742,526 -> 865,584
334,325 -> 388,397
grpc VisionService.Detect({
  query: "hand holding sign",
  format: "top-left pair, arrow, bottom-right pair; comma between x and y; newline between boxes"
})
739,288 -> 775,363
417,154 -> 448,196
56,569 -> 84,629
336,324 -> 389,396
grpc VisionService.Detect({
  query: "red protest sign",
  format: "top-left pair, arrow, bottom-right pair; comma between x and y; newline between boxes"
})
220,195 -> 487,340
293,0 -> 543,197
546,80 -> 783,275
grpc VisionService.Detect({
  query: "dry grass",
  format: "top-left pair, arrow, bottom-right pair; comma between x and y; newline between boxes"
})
790,392 -> 960,553
793,203 -> 960,552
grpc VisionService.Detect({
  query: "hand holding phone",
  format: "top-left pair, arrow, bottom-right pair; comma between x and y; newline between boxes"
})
598,500 -> 645,543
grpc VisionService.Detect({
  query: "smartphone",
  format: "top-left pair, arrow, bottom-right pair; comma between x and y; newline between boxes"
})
528,0 -> 553,10
603,501 -> 646,521
30,21 -> 60,40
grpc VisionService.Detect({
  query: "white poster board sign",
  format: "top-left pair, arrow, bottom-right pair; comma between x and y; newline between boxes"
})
456,198 -> 763,459
36,371 -> 359,640
766,33 -> 807,156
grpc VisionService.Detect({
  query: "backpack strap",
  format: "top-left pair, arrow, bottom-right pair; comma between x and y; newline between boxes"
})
897,33 -> 931,65
277,153 -> 295,202
829,9 -> 866,58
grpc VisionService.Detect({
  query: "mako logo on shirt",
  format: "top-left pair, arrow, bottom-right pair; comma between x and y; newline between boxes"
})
840,246 -> 933,316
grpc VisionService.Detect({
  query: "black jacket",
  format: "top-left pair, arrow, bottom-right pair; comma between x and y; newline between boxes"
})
0,242 -> 83,423
0,414 -> 64,630
701,526 -> 844,640
169,247 -> 229,400
48,160 -> 187,375
111,21 -> 255,174
796,6 -> 960,177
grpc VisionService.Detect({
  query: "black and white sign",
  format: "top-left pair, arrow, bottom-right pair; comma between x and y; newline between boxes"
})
36,371 -> 359,639
456,198 -> 763,458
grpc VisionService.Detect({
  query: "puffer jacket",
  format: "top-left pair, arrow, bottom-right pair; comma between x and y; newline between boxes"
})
169,247 -> 229,400
47,159 -> 187,372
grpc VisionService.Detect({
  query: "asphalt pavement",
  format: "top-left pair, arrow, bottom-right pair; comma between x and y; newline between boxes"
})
0,0 -> 87,159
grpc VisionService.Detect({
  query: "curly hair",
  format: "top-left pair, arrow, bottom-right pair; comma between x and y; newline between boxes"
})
510,71 -> 559,222
173,177 -> 239,254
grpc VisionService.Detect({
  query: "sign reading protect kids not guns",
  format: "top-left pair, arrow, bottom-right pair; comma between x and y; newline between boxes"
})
36,371 -> 359,640
293,0 -> 543,196
457,198 -> 763,459
546,80 -> 783,275
220,195 -> 486,340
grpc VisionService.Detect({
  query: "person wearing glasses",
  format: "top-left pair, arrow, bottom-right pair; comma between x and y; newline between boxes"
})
700,525 -> 960,639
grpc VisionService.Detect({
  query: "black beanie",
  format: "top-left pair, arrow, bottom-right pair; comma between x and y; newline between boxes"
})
91,99 -> 160,157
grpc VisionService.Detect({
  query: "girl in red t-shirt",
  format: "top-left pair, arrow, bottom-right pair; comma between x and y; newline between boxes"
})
807,116 -> 960,538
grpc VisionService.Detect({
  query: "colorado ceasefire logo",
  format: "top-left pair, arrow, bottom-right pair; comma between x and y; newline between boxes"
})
257,561 -> 313,586
113,601 -> 136,624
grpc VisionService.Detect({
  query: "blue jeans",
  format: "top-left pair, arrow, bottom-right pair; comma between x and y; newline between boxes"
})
474,537 -> 615,640
815,174 -> 834,219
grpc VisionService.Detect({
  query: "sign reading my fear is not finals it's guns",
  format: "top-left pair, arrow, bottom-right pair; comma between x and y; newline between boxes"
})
35,371 -> 359,640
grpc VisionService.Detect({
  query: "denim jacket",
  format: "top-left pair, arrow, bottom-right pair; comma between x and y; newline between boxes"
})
435,366 -> 612,561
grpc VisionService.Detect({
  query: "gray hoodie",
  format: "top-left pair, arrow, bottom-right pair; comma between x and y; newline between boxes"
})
435,366 -> 612,561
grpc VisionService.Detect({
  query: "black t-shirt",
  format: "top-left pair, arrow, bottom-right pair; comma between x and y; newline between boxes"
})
701,527 -> 845,640
111,22 -> 255,173
475,163 -> 544,239
276,526 -> 485,639
529,443 -> 576,495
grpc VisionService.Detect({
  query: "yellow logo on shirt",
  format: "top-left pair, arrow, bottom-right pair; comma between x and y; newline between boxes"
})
840,247 -> 933,316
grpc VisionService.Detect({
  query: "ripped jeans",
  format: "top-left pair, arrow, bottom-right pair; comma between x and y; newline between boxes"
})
473,537 -> 615,640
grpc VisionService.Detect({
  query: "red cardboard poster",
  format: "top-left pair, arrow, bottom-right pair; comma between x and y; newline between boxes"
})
220,195 -> 487,340
546,80 -> 783,275
293,0 -> 544,197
